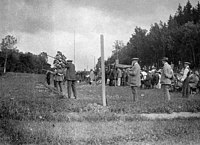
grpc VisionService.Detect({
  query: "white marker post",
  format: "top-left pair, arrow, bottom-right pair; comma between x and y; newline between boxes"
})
100,34 -> 106,106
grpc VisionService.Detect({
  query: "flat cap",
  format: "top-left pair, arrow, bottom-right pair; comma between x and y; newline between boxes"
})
184,62 -> 191,65
161,57 -> 168,61
132,58 -> 139,61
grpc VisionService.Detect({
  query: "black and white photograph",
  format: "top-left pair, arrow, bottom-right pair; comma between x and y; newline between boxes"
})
0,0 -> 200,144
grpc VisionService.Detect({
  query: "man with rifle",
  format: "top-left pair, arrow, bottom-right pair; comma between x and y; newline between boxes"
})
47,52 -> 77,99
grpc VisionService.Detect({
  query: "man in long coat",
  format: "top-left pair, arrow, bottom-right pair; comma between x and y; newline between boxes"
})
128,58 -> 141,102
64,60 -> 77,99
160,57 -> 173,101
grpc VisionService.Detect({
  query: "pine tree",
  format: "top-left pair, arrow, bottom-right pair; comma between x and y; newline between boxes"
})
183,0 -> 193,23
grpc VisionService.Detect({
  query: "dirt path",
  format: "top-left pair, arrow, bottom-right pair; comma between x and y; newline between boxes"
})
140,112 -> 200,119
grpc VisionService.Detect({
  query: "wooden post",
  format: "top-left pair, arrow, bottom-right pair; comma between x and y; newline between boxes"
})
100,34 -> 106,106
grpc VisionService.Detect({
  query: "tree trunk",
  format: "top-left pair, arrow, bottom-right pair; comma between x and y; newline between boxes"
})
190,43 -> 196,66
3,51 -> 7,73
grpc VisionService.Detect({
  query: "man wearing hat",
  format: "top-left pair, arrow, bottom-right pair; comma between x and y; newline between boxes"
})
160,57 -> 173,101
64,60 -> 77,99
128,58 -> 141,102
181,62 -> 191,98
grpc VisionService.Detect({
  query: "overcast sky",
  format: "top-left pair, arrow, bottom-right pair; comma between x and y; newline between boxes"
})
0,0 -> 199,70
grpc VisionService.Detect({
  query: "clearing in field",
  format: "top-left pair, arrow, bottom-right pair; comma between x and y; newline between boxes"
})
0,73 -> 200,145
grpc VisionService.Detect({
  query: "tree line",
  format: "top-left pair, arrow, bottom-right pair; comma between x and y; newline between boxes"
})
0,35 -> 51,74
106,1 -> 200,70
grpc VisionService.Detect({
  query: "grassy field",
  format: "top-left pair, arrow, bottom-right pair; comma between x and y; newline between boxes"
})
0,72 -> 200,145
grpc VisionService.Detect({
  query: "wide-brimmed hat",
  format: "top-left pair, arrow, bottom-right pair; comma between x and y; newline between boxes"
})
161,57 -> 168,62
132,58 -> 139,61
184,62 -> 191,65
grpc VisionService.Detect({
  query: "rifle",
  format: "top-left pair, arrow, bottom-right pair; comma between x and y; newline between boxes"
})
47,55 -> 57,59
47,54 -> 67,64
42,69 -> 54,74
42,69 -> 65,77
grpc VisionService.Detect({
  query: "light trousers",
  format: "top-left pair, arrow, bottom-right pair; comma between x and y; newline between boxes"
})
117,78 -> 121,86
131,86 -> 138,102
162,84 -> 171,101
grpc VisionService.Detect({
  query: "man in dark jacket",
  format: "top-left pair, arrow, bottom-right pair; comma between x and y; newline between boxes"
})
64,60 -> 77,99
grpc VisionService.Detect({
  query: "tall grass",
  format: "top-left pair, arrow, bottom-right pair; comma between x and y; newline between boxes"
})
1,72 -> 200,144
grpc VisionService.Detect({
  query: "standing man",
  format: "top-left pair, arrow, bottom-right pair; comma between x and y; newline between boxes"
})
89,69 -> 95,85
121,69 -> 126,86
117,68 -> 122,86
181,62 -> 191,98
55,64 -> 64,93
64,60 -> 77,99
53,67 -> 57,88
128,58 -> 141,102
109,68 -> 114,86
113,68 -> 118,87
160,57 -> 173,101
46,70 -> 51,85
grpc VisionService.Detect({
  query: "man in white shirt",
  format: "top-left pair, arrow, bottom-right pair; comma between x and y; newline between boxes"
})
181,62 -> 191,98
117,68 -> 122,86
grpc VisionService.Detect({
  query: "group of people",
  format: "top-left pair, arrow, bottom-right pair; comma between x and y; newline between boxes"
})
106,67 -> 128,87
46,56 -> 199,102
126,57 -> 199,102
46,60 -> 77,99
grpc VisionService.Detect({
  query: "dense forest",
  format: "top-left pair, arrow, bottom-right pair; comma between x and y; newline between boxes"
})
106,1 -> 200,70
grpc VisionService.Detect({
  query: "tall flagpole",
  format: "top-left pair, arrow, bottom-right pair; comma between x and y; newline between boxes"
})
74,30 -> 75,64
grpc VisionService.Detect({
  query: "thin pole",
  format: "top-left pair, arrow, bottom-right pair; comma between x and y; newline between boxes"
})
100,34 -> 106,106
74,30 -> 75,64
94,56 -> 95,70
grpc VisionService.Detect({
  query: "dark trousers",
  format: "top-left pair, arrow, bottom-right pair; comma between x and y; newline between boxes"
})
182,77 -> 190,98
109,78 -> 113,86
131,86 -> 138,102
46,77 -> 50,85
67,80 -> 77,98
54,80 -> 57,88
57,81 -> 62,92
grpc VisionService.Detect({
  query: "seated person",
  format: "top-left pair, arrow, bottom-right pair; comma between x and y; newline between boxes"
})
189,71 -> 199,93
